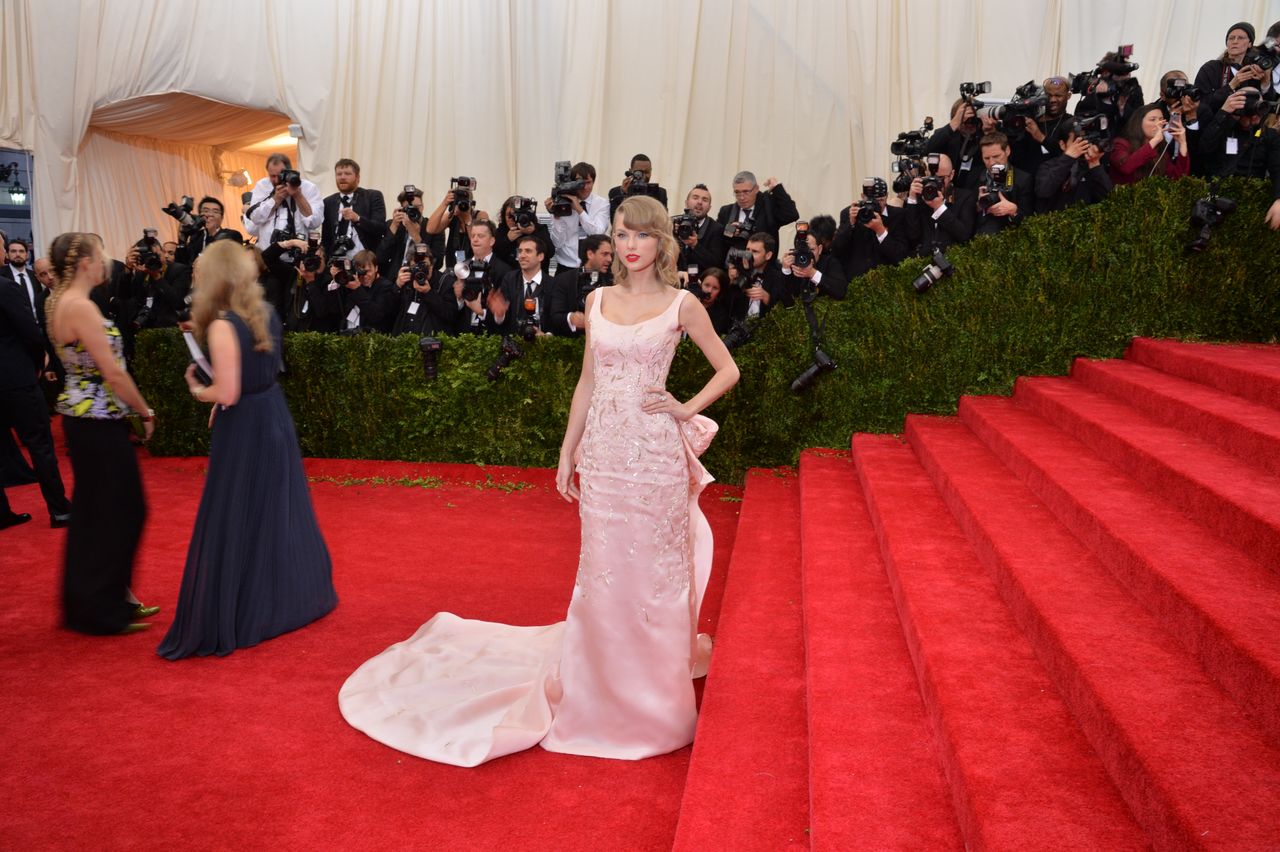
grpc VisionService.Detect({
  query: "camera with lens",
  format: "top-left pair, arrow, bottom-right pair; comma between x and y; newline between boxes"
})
978,81 -> 1048,131
959,80 -> 992,107
270,227 -> 298,246
418,335 -> 443,381
300,235 -> 323,272
911,248 -> 954,294
1162,77 -> 1204,102
577,268 -> 613,310
278,169 -> 302,188
890,116 -> 934,158
791,221 -> 814,269
511,196 -> 539,229
1237,88 -> 1265,116
723,213 -> 756,242
920,154 -> 946,201
1098,44 -> 1139,76
1187,194 -> 1237,252
722,320 -> 752,350
410,244 -> 434,285
673,209 -> 698,241
1067,70 -> 1097,96
332,257 -> 359,287
978,164 -> 1010,211
486,335 -> 524,381
550,161 -> 587,217
891,157 -> 925,194
400,185 -> 423,223
458,257 -> 492,302
1071,113 -> 1110,146
449,176 -> 477,212
857,177 -> 888,223
134,229 -> 163,273
330,233 -> 355,259
725,247 -> 755,280
161,196 -> 199,236
1244,37 -> 1280,72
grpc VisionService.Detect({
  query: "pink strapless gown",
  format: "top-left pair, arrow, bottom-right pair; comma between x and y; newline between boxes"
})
339,288 -> 716,766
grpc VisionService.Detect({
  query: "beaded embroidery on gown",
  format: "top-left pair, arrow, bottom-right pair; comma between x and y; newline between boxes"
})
339,288 -> 716,766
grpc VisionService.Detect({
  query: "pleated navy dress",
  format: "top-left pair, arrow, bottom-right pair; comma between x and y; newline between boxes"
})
158,309 -> 337,660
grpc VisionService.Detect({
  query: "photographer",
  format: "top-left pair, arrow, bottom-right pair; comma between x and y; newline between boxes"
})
1199,87 -> 1280,227
281,240 -> 341,333
675,184 -> 727,275
426,181 -> 485,269
1148,71 -> 1206,175
781,216 -> 848,300
390,245 -> 450,336
901,154 -> 976,255
244,152 -> 324,249
831,177 -> 910,277
694,267 -> 734,336
178,196 -> 241,264
1014,76 -> 1074,176
549,234 -> 613,337
607,154 -> 669,219
445,220 -> 514,335
546,161 -> 609,270
1075,48 -> 1144,140
377,186 -> 442,278
974,133 -> 1035,236
1194,23 -> 1264,123
117,233 -> 193,357
1109,104 -> 1190,185
322,159 -> 387,261
716,171 -> 799,249
336,250 -> 396,334
494,195 -> 553,274
1035,121 -> 1112,214
494,235 -> 553,338
725,232 -> 789,319
928,98 -> 986,189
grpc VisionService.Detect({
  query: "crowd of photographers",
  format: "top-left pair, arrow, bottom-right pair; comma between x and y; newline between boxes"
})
14,22 -> 1277,383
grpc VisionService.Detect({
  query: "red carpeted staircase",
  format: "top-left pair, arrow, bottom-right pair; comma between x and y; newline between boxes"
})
676,338 -> 1280,850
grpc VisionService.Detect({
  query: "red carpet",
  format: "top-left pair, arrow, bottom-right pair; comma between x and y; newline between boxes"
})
0,450 -> 741,850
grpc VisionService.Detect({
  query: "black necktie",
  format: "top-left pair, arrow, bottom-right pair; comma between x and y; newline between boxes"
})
524,281 -> 535,301
17,271 -> 34,317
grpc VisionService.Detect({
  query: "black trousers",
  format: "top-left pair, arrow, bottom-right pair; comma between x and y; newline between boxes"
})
0,384 -> 71,517
62,416 -> 146,635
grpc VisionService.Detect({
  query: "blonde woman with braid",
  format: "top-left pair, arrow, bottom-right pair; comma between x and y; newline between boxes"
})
46,233 -> 155,636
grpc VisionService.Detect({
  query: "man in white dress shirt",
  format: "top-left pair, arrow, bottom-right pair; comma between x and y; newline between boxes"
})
545,161 -> 609,270
244,153 -> 324,250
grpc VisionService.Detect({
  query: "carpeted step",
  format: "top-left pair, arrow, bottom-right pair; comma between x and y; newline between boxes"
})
1126,337 -> 1280,410
1014,376 -> 1280,560
851,434 -> 1146,852
960,395 -> 1280,747
797,451 -> 961,851
1071,357 -> 1280,477
906,415 -> 1280,850
673,470 -> 809,852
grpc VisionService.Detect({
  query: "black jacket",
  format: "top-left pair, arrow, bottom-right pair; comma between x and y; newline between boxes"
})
323,187 -> 388,258
680,215 -> 728,274
974,166 -> 1036,237
0,278 -> 44,390
338,276 -> 397,333
1035,155 -> 1113,214
285,272 -> 343,333
902,189 -> 977,255
831,204 -> 911,278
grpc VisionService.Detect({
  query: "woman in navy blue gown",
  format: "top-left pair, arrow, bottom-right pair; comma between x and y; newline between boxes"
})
158,241 -> 337,660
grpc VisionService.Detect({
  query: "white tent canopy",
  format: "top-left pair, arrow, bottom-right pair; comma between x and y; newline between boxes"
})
3,0 -> 1279,255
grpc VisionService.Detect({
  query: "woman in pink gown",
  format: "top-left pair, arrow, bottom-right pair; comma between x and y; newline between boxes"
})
339,196 -> 739,766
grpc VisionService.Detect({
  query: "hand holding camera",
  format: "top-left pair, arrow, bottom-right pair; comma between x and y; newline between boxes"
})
396,266 -> 412,289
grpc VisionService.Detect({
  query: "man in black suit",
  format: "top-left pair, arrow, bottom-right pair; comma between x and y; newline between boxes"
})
548,234 -> 613,337
322,159 -> 387,261
678,184 -> 727,274
116,236 -> 193,359
781,215 -> 849,300
607,153 -> 670,220
493,235 -> 554,337
901,154 -> 976,255
2,239 -> 38,315
716,171 -> 800,250
283,243 -> 342,333
337,250 -> 397,334
444,220 -> 514,336
176,197 -> 242,264
725,232 -> 791,320
377,187 -> 439,279
390,244 -> 453,336
974,132 -> 1036,237
831,177 -> 911,278
0,276 -> 72,528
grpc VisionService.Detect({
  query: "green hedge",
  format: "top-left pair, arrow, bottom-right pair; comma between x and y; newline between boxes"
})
136,176 -> 1280,481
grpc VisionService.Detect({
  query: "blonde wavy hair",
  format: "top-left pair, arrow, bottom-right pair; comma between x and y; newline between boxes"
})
44,232 -> 102,346
612,195 -> 680,288
190,240 -> 273,352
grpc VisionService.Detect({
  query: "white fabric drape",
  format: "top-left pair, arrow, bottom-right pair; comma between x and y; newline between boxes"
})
4,0 -> 1280,255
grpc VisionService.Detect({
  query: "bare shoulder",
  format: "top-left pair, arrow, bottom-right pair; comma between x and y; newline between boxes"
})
677,288 -> 709,324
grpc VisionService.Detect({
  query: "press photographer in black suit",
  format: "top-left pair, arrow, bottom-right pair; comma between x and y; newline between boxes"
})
493,235 -> 553,337
677,184 -> 727,274
725,232 -> 791,320
781,216 -> 848,300
0,277 -> 71,529
901,154 -> 976,254
117,234 -> 193,358
974,132 -> 1035,237
445,220 -> 514,336
716,171 -> 800,248
831,177 -> 911,278
322,159 -> 387,261
390,244 -> 452,336
927,98 -> 986,189
177,197 -> 241,264
607,154 -> 670,220
337,250 -> 397,334
279,239 -> 341,333
548,234 -> 613,337
377,186 -> 439,278
494,195 -> 553,274
1035,123 -> 1112,214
